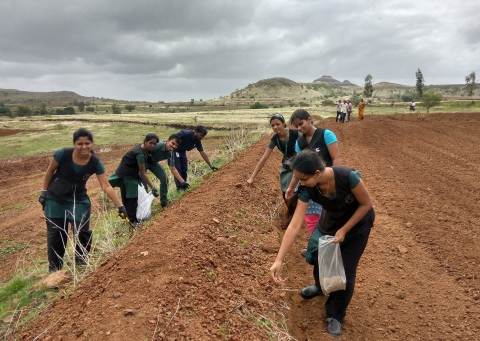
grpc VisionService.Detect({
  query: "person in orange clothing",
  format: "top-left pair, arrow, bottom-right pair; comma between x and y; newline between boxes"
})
358,99 -> 366,120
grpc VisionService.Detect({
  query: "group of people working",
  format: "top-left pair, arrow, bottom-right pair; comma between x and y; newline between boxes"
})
248,109 -> 375,337
38,110 -> 375,338
38,125 -> 216,271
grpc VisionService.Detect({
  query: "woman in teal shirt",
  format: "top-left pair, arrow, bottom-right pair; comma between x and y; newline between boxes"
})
247,113 -> 299,228
38,128 -> 126,272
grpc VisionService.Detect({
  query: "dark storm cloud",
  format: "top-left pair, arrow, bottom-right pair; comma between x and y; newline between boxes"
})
1,0 -> 479,101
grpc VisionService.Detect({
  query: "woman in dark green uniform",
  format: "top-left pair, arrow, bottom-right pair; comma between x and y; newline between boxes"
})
270,150 -> 375,337
247,113 -> 299,228
147,134 -> 189,207
108,133 -> 159,226
38,128 -> 127,272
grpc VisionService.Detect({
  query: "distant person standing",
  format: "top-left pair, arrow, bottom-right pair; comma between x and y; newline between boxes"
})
173,126 -> 218,190
336,100 -> 342,122
340,100 -> 347,123
346,100 -> 352,122
358,99 -> 366,120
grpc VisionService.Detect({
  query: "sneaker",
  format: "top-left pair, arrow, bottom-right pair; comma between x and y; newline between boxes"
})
75,258 -> 87,266
299,285 -> 322,299
130,221 -> 142,230
326,318 -> 342,337
161,199 -> 171,208
300,248 -> 307,257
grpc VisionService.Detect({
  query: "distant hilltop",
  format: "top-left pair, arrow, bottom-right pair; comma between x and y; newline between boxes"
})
313,75 -> 358,87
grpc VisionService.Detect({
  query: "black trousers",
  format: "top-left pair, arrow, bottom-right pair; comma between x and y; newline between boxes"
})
313,228 -> 371,323
173,152 -> 188,189
46,216 -> 92,272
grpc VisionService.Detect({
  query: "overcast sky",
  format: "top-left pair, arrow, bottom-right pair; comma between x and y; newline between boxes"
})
1,0 -> 479,102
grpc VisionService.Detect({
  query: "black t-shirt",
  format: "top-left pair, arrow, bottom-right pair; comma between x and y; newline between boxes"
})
298,166 -> 375,236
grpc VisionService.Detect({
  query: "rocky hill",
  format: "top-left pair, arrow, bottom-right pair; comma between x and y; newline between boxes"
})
0,88 -> 126,107
313,75 -> 358,87
1,77 -> 473,110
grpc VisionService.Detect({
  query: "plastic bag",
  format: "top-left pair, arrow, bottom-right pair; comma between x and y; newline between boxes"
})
317,235 -> 347,295
136,184 -> 155,221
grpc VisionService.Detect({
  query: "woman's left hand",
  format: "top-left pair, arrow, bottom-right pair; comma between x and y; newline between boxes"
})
333,229 -> 346,243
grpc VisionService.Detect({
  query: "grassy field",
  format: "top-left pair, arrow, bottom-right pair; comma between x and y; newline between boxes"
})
2,100 -> 479,160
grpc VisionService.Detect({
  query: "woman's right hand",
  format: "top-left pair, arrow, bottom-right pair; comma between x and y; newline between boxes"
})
270,260 -> 284,283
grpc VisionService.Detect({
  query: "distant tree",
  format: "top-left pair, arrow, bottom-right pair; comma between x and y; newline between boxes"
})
363,74 -> 374,100
402,90 -> 417,103
465,71 -> 477,103
415,68 -> 426,99
15,105 -> 33,117
124,104 -> 136,112
34,103 -> 49,116
85,106 -> 95,112
421,92 -> 443,113
63,106 -> 75,115
0,105 -> 12,117
112,104 -> 122,114
77,101 -> 85,112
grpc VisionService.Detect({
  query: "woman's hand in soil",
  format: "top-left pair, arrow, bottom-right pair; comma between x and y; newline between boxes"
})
270,261 -> 284,283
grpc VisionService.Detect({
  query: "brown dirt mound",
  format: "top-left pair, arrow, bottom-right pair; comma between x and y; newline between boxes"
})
1,112 -> 479,340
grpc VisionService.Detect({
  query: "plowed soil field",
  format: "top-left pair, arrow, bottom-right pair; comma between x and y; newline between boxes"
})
1,112 -> 479,340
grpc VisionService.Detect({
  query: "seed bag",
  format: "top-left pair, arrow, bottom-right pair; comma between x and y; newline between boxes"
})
318,235 -> 347,295
136,184 -> 155,221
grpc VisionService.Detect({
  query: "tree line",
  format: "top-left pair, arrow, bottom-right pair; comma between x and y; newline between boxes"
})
362,70 -> 477,112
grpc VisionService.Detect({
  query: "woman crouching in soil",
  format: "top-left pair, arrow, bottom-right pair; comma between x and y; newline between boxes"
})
247,113 -> 299,228
38,128 -> 127,272
108,133 -> 159,227
270,149 -> 375,337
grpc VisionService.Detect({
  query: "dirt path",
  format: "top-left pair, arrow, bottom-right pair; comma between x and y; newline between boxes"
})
1,112 -> 479,340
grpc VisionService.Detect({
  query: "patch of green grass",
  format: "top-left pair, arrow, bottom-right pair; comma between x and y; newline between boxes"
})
0,276 -> 48,327
218,322 -> 230,340
0,241 -> 29,255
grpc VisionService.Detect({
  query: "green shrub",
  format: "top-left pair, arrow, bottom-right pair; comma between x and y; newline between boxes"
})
112,104 -> 122,114
125,104 -> 136,112
15,105 -> 32,117
249,102 -> 268,109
